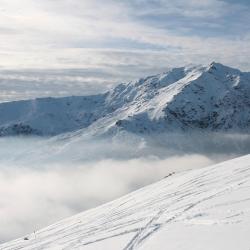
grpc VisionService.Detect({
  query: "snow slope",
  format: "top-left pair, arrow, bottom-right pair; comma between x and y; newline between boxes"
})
0,62 -> 250,136
1,154 -> 250,250
0,95 -> 107,136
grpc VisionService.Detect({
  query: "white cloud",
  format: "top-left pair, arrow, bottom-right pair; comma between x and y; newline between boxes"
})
0,0 -> 249,61
0,0 -> 249,100
0,155 -> 214,242
0,132 -> 250,242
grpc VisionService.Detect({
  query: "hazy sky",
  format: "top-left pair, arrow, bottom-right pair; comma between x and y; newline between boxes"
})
0,0 -> 249,101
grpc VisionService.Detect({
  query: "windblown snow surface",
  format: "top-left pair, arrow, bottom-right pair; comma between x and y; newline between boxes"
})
1,154 -> 250,250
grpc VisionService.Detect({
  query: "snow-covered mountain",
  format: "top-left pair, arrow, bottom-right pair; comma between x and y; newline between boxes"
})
0,62 -> 250,136
1,154 -> 250,250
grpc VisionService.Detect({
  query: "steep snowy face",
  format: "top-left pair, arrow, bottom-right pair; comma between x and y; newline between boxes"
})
1,154 -> 250,250
104,62 -> 250,134
0,62 -> 249,136
161,62 -> 250,131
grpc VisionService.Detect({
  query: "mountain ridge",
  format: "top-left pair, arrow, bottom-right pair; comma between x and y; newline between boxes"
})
0,62 -> 249,137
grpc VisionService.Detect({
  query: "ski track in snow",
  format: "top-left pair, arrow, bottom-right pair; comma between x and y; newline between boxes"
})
1,154 -> 250,250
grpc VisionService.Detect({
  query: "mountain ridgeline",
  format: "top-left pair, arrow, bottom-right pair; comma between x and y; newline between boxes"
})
0,62 -> 250,137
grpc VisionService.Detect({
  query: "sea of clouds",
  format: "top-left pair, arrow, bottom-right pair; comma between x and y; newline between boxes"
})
0,132 -> 250,242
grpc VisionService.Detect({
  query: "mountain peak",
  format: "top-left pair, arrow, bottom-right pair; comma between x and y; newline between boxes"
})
209,61 -> 222,68
0,63 -> 249,137
206,61 -> 241,74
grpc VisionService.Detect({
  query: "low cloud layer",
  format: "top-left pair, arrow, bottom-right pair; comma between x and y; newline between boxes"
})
0,133 -> 250,243
0,155 -> 214,243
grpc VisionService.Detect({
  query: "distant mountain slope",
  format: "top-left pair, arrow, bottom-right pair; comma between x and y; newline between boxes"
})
0,95 -> 107,136
1,154 -> 250,250
0,62 -> 250,136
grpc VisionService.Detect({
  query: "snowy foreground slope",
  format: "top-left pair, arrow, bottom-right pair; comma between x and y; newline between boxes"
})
0,62 -> 250,136
1,155 -> 250,250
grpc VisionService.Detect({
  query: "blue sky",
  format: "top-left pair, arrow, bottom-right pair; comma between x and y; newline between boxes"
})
0,0 -> 249,100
